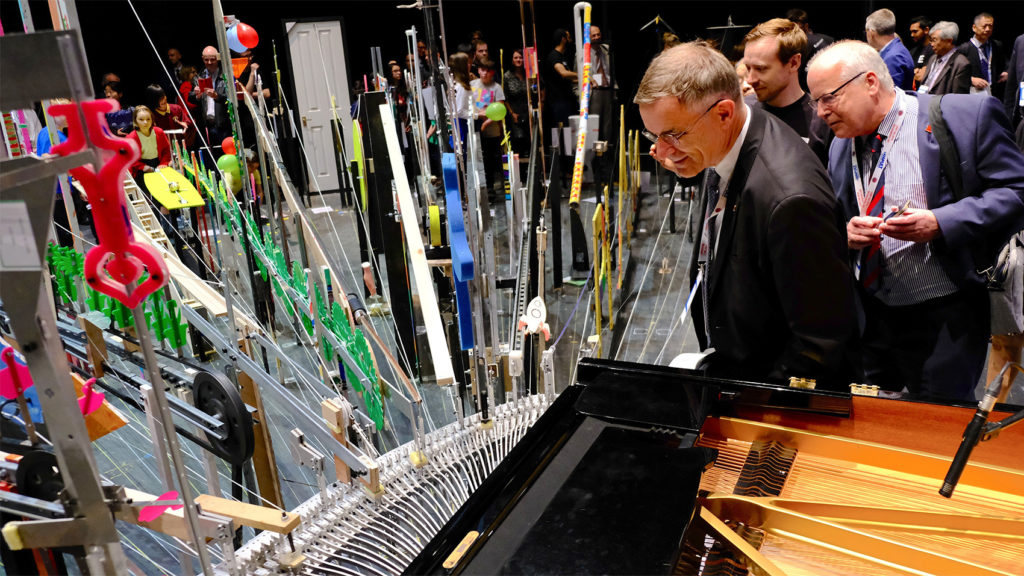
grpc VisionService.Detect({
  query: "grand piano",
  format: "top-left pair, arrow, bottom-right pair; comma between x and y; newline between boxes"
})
406,358 -> 1024,575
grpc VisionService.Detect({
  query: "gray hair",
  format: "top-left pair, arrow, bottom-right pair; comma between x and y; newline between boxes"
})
865,9 -> 896,36
634,41 -> 740,107
808,40 -> 894,91
973,12 -> 993,25
931,21 -> 959,42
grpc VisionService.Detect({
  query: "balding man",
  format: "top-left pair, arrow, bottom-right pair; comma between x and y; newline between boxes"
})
865,9 -> 914,90
808,40 -> 1024,400
637,42 -> 860,387
190,46 -> 231,156
957,12 -> 1008,98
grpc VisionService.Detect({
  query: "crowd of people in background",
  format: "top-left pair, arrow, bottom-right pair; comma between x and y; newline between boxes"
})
636,8 -> 1023,403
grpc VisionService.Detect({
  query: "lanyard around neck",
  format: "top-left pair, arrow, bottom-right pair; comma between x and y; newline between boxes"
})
849,94 -> 907,216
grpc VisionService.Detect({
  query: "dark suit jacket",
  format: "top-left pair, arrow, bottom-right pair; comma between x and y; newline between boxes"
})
828,92 -> 1024,289
689,106 -> 860,387
1004,34 -> 1024,128
958,38 -> 1007,97
922,52 -> 972,95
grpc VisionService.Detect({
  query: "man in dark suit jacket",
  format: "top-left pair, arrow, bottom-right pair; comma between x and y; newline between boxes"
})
956,12 -> 1008,99
919,21 -> 972,95
636,42 -> 860,387
808,40 -> 1024,401
1004,33 -> 1024,133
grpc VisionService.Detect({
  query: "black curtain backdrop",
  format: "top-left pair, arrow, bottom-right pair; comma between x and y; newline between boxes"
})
3,0 -> 1020,135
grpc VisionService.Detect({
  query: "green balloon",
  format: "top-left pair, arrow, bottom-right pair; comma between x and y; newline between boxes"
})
485,102 -> 506,122
217,153 -> 239,175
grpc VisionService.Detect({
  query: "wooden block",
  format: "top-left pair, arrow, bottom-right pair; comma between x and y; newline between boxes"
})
71,373 -> 128,441
321,398 -> 351,483
77,316 -> 106,377
195,494 -> 300,534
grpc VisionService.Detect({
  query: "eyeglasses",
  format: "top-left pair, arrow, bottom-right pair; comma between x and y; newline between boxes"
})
810,71 -> 866,109
642,99 -> 724,148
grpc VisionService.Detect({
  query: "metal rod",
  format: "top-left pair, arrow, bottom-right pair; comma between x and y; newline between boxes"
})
130,304 -> 214,574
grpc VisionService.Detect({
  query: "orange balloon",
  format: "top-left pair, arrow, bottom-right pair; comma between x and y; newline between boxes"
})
222,137 -> 236,155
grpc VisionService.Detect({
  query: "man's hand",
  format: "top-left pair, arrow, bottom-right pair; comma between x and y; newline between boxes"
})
250,62 -> 259,72
204,88 -> 217,98
998,71 -> 1008,83
879,208 -> 941,243
914,66 -> 926,83
971,76 -> 990,90
847,216 -> 883,249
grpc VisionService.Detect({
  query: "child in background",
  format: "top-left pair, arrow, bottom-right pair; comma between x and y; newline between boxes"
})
126,106 -> 171,180
470,58 -> 507,196
127,105 -> 179,250
448,52 -> 473,153
178,66 -> 198,113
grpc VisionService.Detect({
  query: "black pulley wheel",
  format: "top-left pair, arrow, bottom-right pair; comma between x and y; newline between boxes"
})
15,450 -> 64,502
194,370 -> 254,465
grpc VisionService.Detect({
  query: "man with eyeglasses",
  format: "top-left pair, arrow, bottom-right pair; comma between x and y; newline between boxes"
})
190,46 -> 231,158
917,21 -> 971,96
635,42 -> 860,388
808,40 -> 1024,401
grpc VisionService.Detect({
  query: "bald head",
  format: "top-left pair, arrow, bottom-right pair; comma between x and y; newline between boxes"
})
202,46 -> 219,74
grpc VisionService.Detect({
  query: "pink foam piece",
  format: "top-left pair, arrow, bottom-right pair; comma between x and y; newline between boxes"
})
0,346 -> 34,400
137,490 -> 183,522
77,378 -> 104,416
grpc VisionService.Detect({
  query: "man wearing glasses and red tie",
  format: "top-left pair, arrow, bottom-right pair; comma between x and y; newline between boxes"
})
808,40 -> 1024,401
635,42 -> 860,388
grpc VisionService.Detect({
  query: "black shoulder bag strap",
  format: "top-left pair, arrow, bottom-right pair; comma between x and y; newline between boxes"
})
928,95 -> 966,202
929,95 -> 997,273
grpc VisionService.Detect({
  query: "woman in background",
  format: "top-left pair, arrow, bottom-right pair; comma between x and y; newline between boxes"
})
503,49 -> 532,158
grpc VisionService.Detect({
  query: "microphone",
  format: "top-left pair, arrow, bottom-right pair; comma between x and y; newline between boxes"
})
939,363 -> 1009,498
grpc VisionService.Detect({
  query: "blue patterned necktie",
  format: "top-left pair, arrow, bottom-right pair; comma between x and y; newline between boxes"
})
980,43 -> 992,83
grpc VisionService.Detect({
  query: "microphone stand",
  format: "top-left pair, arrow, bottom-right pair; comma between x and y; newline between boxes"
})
940,362 -> 1024,498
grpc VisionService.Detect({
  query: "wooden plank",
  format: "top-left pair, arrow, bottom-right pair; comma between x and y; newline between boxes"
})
237,337 -> 284,509
70,373 -> 128,441
78,316 -> 106,377
119,488 -> 223,541
194,494 -> 300,534
379,103 -> 455,386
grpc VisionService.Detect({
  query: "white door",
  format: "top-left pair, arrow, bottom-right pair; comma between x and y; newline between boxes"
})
286,20 -> 353,193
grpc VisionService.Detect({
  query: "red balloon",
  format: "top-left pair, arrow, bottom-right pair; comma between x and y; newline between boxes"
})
236,22 -> 259,49
222,137 -> 236,155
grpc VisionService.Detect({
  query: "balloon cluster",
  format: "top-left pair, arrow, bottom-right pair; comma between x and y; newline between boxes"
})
226,21 -> 259,54
217,146 -> 242,193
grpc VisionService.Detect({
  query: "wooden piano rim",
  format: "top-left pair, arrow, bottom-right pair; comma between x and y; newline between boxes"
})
699,412 -> 1024,496
720,395 -> 1024,472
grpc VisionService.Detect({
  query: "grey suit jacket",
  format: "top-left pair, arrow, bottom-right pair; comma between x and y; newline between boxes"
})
923,52 -> 972,95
